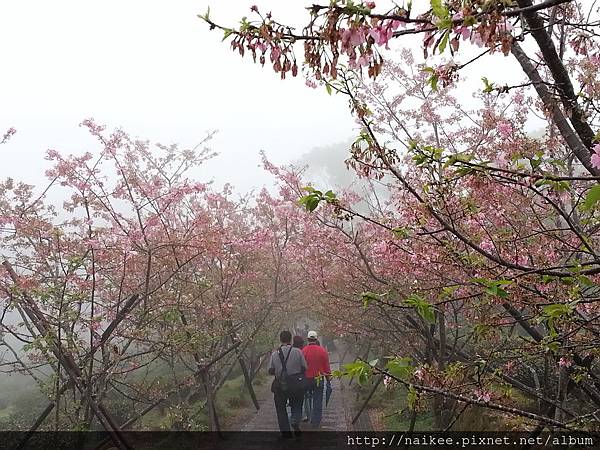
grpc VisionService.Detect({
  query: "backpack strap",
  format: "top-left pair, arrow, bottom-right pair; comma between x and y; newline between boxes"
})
277,346 -> 292,378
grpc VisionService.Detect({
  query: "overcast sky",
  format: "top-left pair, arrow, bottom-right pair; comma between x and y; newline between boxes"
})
1,1 -> 534,197
0,1 -> 359,195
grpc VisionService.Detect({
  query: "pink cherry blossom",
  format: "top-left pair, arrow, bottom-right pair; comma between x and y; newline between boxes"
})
457,26 -> 471,41
256,41 -> 267,53
504,361 -> 516,374
357,53 -> 370,67
369,26 -> 392,48
591,144 -> 600,169
496,121 -> 513,138
474,389 -> 492,403
558,357 -> 573,368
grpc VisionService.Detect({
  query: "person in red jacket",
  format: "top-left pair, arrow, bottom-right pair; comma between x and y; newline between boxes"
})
301,330 -> 332,427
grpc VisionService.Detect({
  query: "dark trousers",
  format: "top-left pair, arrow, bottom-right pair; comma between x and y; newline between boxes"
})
273,389 -> 303,434
306,378 -> 325,426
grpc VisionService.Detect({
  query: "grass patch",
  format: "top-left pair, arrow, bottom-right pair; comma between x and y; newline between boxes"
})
354,382 -> 433,431
0,406 -> 14,420
216,376 -> 252,413
139,374 -> 261,431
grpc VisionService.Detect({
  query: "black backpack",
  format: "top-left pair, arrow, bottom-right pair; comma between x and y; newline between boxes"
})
272,346 -> 306,395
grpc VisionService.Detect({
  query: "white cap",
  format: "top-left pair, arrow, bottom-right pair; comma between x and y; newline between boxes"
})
307,330 -> 318,339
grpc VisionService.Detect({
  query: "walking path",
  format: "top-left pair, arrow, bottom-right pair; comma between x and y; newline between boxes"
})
216,355 -> 352,449
241,356 -> 348,431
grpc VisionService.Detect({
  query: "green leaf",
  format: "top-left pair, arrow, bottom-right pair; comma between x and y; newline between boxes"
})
386,357 -> 413,380
361,291 -> 381,307
583,185 -> 600,210
441,285 -> 459,298
391,226 -> 411,239
541,275 -> 556,284
332,369 -> 344,378
430,0 -> 448,19
485,285 -> 508,298
443,152 -> 472,169
530,156 -> 543,170
199,6 -> 210,21
325,83 -> 333,95
577,275 -> 594,287
430,74 -> 439,91
553,180 -> 571,192
421,68 -> 439,91
406,385 -> 418,410
298,194 -> 321,212
67,256 -> 84,270
306,196 -> 320,212
541,302 -> 576,338
438,31 -> 449,53
542,303 -> 574,319
534,178 -> 551,187
455,166 -> 475,177
437,17 -> 453,30
482,77 -> 494,94
470,277 -> 489,285
343,360 -> 372,385
473,324 -> 491,338
412,153 -> 429,166
542,338 -> 560,353
471,278 -> 511,298
404,294 -> 436,324
222,28 -> 234,41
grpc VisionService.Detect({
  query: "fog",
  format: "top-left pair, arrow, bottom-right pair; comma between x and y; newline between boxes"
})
0,0 -> 564,424
0,2 -> 359,418
1,0 -> 537,198
0,1 -> 357,198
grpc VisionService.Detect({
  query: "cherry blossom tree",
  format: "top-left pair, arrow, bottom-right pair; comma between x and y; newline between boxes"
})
203,0 -> 600,432
1,0 -> 599,439
0,121 -> 303,445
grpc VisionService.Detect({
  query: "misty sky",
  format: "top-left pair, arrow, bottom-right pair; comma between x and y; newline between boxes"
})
1,1 -> 533,197
0,1 -> 359,196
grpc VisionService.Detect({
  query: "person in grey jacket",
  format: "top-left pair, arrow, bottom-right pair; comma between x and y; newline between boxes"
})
268,330 -> 307,437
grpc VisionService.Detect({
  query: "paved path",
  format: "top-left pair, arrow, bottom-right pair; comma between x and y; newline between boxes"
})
220,356 -> 351,448
241,356 -> 348,432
